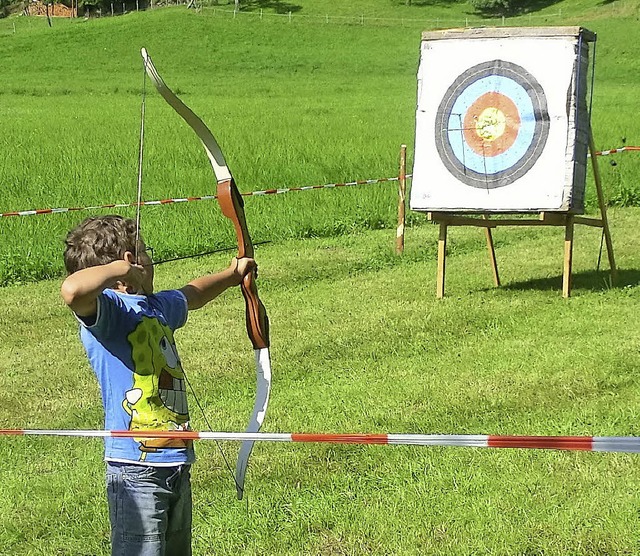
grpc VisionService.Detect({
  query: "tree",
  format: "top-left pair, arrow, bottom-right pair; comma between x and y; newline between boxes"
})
471,0 -> 525,16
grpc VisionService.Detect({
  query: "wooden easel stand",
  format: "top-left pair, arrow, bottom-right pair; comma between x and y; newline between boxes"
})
429,133 -> 617,299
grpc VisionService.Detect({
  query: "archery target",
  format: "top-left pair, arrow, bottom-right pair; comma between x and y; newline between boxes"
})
411,28 -> 592,213
435,60 -> 550,189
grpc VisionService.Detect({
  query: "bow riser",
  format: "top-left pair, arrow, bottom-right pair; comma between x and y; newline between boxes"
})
217,178 -> 253,257
217,178 -> 270,351
241,277 -> 270,350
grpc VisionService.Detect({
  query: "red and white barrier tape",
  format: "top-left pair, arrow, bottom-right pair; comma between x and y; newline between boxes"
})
0,196 -> 218,218
3,144 -> 639,219
591,146 -> 640,156
0,176 -> 403,219
1,429 -> 638,453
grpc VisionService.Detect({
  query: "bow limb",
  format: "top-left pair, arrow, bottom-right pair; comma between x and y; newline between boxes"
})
141,48 -> 271,500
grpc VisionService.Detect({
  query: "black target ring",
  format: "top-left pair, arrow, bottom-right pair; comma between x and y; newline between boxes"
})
435,60 -> 550,189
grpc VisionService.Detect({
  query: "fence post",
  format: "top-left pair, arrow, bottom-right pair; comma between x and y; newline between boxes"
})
110,3 -> 113,15
396,144 -> 407,255
288,10 -> 291,22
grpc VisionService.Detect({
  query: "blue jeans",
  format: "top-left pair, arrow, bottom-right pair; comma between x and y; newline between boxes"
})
106,462 -> 192,556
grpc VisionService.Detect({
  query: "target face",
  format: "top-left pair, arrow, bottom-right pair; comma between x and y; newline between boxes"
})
434,60 -> 550,189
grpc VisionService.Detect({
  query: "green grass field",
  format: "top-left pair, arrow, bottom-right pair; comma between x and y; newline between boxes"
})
1,0 -> 640,553
1,210 -> 638,554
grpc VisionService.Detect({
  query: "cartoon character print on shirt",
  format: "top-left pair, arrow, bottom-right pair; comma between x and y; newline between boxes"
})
124,316 -> 192,459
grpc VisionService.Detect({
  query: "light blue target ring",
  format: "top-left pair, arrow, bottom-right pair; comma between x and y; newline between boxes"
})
447,76 -> 536,175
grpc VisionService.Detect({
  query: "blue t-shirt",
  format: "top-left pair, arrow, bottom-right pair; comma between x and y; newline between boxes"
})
80,288 -> 195,465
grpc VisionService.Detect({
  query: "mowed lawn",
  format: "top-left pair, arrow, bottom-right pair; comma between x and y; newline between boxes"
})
0,0 -> 639,284
1,0 -> 640,554
1,208 -> 639,554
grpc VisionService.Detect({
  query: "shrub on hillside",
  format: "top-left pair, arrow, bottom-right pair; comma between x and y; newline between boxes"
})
471,0 -> 523,16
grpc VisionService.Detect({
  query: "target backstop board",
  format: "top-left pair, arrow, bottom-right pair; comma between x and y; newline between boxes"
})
410,27 -> 595,213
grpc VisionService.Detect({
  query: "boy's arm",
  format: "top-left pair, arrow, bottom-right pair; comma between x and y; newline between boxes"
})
180,258 -> 256,311
60,259 -> 146,317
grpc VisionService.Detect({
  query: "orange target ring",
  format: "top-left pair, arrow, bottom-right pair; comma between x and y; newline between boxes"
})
463,92 -> 521,157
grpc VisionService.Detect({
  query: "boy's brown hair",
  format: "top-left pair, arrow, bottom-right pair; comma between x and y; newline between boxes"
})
63,215 -> 142,275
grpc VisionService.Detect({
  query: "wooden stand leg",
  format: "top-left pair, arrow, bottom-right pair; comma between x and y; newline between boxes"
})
483,216 -> 500,287
396,145 -> 407,255
437,222 -> 447,299
589,131 -> 617,283
563,215 -> 574,298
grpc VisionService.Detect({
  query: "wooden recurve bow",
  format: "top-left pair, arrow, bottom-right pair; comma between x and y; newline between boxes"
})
141,48 -> 271,500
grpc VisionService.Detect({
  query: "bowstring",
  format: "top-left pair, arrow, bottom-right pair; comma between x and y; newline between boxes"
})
135,62 -> 147,264
182,369 -> 247,506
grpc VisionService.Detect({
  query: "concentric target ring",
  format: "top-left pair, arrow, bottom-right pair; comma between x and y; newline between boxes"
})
435,60 -> 550,189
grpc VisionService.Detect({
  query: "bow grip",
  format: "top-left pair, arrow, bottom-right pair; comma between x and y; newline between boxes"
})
241,273 -> 270,350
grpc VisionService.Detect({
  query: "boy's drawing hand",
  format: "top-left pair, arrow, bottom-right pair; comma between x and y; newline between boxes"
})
60,255 -> 154,317
123,260 -> 152,294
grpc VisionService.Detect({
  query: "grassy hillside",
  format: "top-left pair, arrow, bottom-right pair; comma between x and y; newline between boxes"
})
0,0 -> 639,284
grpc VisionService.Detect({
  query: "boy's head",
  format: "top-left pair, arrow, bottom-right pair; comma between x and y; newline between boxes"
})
64,217 -> 153,294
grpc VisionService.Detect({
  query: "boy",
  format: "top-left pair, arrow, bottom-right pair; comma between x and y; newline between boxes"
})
61,215 -> 256,556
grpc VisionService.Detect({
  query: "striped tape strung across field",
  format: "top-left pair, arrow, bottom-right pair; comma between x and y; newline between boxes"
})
2,143 -> 639,219
2,144 -> 637,218
1,429 -> 639,453
0,176 -> 403,218
591,146 -> 640,156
